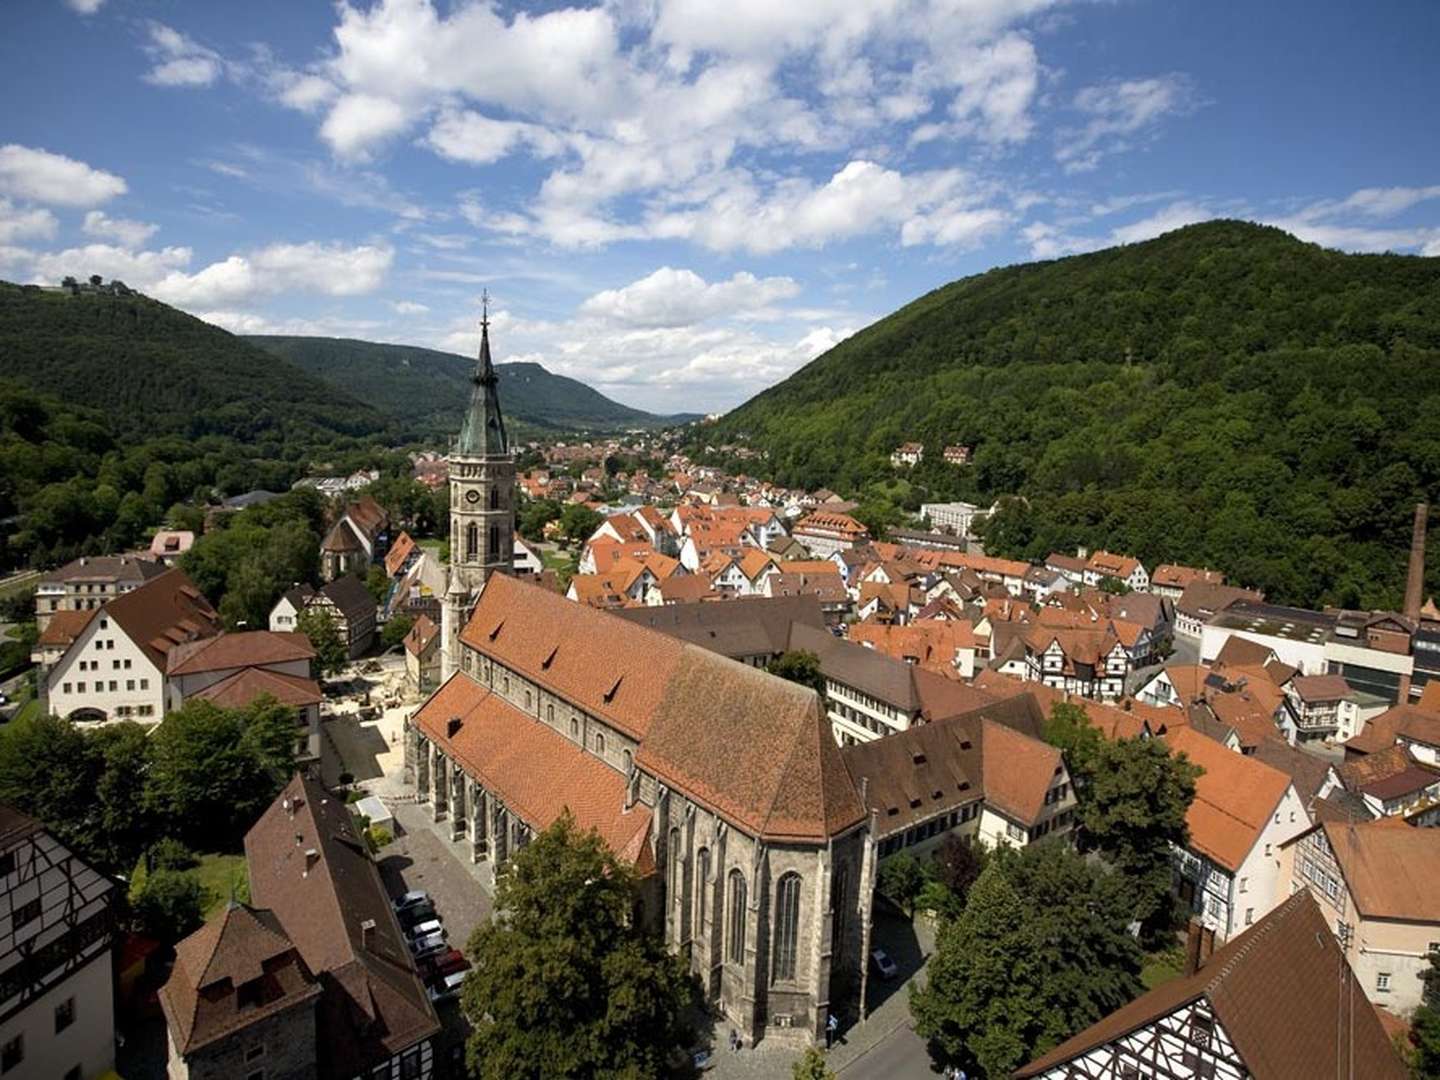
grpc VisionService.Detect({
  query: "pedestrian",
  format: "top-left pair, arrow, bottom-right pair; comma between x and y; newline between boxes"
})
729,1028 -> 740,1053
825,1012 -> 838,1049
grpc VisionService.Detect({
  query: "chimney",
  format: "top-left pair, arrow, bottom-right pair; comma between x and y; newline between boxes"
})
1184,917 -> 1205,975
1405,502 -> 1428,621
360,917 -> 376,950
303,848 -> 320,876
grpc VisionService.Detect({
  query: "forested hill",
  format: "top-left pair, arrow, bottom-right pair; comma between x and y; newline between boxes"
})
708,221 -> 1440,609
0,282 -> 384,443
247,336 -> 684,434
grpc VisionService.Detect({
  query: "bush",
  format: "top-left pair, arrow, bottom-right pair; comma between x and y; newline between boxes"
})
367,826 -> 393,850
132,868 -> 204,944
147,837 -> 197,872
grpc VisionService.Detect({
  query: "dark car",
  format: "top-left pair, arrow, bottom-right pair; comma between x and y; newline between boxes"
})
420,948 -> 470,985
398,902 -> 437,931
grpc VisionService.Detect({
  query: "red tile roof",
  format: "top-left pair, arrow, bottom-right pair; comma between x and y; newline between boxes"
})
190,667 -> 321,710
167,630 -> 315,675
411,674 -> 652,864
384,530 -> 417,577
104,567 -> 222,670
35,607 -> 96,647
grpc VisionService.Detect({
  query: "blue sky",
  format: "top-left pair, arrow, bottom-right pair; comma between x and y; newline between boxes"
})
2,0 -> 1438,414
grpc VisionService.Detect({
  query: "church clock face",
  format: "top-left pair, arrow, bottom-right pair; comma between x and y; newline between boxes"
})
465,489 -> 481,504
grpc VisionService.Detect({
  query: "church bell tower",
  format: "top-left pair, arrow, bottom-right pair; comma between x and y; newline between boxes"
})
442,292 -> 515,680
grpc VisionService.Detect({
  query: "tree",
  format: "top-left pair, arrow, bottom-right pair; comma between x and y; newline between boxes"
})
145,699 -> 297,848
1410,947 -> 1440,1077
382,613 -> 414,651
877,852 -> 926,917
0,713 -> 102,863
518,498 -> 561,542
1041,702 -> 1104,790
365,564 -> 391,606
90,721 -> 157,871
911,861 -> 1040,1078
557,503 -> 602,546
792,1047 -> 836,1080
923,834 -> 989,918
461,811 -> 695,1080
765,650 -> 826,698
131,867 -> 204,944
1080,737 -> 1201,928
297,607 -> 347,676
912,847 -> 1144,1077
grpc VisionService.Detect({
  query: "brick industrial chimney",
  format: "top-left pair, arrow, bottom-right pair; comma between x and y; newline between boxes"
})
1405,502 -> 1429,621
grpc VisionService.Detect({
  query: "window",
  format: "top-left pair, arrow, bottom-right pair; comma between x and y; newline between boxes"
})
1006,822 -> 1025,842
0,853 -> 11,878
1239,877 -> 1247,893
112,659 -> 119,670
696,848 -> 711,928
1264,843 -> 1271,857
727,871 -> 747,964
489,525 -> 500,559
466,523 -> 478,561
570,717 -> 579,739
547,704 -> 554,724
832,864 -> 849,949
1245,908 -> 1253,925
525,689 -> 532,709
126,680 -> 134,691
773,872 -> 802,982
62,682 -> 71,694
1378,972 -> 1392,993
1,1035 -> 20,1072
245,1044 -> 264,1062
140,679 -> 148,690
594,731 -> 606,755
109,680 -> 117,692
54,996 -> 75,1033
669,828 -> 683,907
622,749 -> 633,776
106,639 -> 114,650
124,658 -> 131,669
14,897 -> 40,929
489,487 -> 499,510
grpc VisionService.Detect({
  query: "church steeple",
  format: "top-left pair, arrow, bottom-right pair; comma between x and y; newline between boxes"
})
454,291 -> 508,456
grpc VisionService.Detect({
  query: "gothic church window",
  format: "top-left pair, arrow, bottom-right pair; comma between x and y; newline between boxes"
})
466,523 -> 478,561
773,873 -> 802,982
727,870 -> 747,964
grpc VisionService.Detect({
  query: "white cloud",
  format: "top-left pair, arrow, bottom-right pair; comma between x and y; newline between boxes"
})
22,243 -> 193,287
425,108 -> 566,165
392,299 -> 429,314
1057,74 -> 1199,173
1263,217 -> 1440,255
320,94 -> 412,158
0,145 -> 126,206
0,199 -> 58,244
1108,200 -> 1215,244
152,241 -> 394,307
143,23 -> 225,87
82,210 -> 158,248
579,268 -> 801,328
1294,184 -> 1440,222
64,0 -> 106,14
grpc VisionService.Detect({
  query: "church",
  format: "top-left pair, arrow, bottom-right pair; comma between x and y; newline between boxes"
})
405,307 -> 876,1046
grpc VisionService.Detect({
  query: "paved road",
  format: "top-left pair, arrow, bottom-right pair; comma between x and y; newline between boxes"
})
838,1022 -> 937,1078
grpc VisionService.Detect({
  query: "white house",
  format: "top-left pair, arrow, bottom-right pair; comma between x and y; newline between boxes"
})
1166,727 -> 1312,942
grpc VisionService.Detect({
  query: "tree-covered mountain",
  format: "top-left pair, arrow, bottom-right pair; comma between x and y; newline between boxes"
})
0,282 -> 385,443
705,221 -> 1440,609
247,335 -> 687,435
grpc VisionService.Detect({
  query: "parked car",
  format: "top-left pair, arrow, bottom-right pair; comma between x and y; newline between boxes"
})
428,970 -> 467,1003
870,948 -> 898,980
408,919 -> 445,942
424,949 -> 470,982
394,890 -> 430,913
398,902 -> 437,930
411,933 -> 447,960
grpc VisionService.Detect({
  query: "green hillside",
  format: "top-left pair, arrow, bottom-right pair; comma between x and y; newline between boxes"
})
247,335 -> 682,435
708,221 -> 1440,609
0,282 -> 384,443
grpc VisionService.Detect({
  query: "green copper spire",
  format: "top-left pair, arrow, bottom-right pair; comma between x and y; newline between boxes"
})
454,291 -> 508,456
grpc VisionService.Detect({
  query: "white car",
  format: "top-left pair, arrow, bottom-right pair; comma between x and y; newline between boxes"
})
408,919 -> 445,941
428,970 -> 467,1003
870,949 -> 898,980
411,933 -> 447,960
394,890 -> 430,913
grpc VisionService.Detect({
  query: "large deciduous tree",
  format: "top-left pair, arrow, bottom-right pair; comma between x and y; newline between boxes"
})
461,811 -> 695,1080
297,607 -> 347,676
765,650 -> 826,698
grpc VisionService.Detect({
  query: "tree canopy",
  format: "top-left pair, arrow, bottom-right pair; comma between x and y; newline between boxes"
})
461,811 -> 695,1080
765,649 -> 827,698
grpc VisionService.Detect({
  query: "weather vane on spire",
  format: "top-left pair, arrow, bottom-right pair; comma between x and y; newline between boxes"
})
480,288 -> 490,329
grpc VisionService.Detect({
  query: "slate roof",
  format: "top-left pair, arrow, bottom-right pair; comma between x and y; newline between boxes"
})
104,567 -> 222,670
319,575 -> 376,622
1015,891 -> 1407,1079
245,774 -> 438,1078
40,554 -> 167,586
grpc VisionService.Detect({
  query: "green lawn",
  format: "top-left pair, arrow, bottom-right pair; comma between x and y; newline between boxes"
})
195,853 -> 249,916
1141,946 -> 1185,990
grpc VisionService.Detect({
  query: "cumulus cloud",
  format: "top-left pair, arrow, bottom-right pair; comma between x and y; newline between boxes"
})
64,0 -> 106,13
22,243 -> 193,287
320,94 -> 412,158
579,268 -> 800,328
1056,74 -> 1200,173
82,210 -> 158,248
0,145 -> 126,206
425,109 -> 566,165
152,241 -> 394,306
143,23 -> 225,87
0,199 -> 58,244
391,299 -> 429,314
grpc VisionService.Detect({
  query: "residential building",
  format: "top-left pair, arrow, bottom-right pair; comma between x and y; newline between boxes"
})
1280,817 -> 1440,1014
888,527 -> 966,553
165,631 -> 321,763
848,620 -> 978,680
404,615 -> 441,693
36,568 -> 222,723
1165,726 -> 1311,941
268,584 -> 313,633
941,444 -> 971,466
1283,673 -> 1351,742
304,576 -> 377,659
1173,582 -> 1263,640
917,502 -> 981,537
148,530 -> 195,565
1150,563 -> 1225,602
318,495 -> 389,582
0,806 -> 118,1080
161,774 -> 440,1080
405,574 -> 872,1047
842,707 -> 1076,859
792,511 -> 870,558
889,441 -> 924,468
1022,624 -> 1130,701
1014,891 -> 1408,1080
1334,745 -> 1440,820
1082,550 -> 1150,592
33,554 -> 167,631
